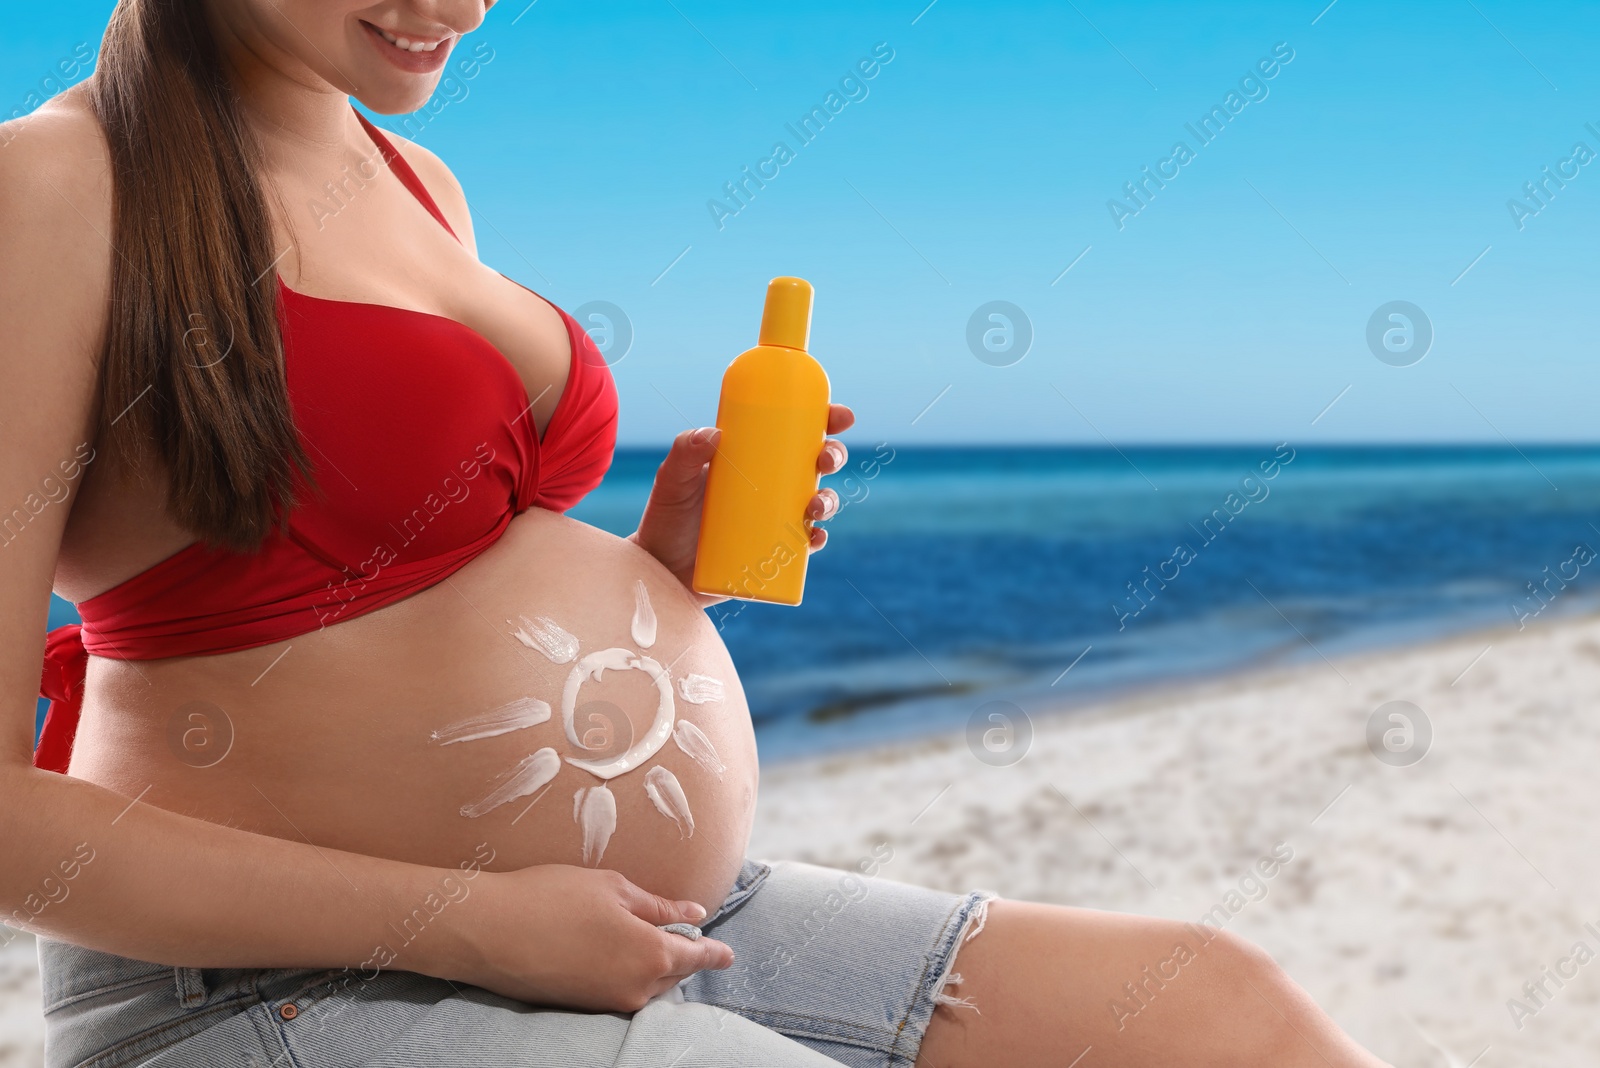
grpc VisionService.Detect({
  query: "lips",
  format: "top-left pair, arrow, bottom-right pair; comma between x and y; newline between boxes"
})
359,19 -> 454,73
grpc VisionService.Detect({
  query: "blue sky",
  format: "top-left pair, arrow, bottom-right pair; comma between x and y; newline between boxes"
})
12,1 -> 1600,444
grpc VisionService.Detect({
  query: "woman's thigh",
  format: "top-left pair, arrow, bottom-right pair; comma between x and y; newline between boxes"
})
915,900 -> 1389,1068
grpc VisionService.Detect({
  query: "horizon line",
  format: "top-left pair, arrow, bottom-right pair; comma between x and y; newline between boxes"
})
608,439 -> 1600,450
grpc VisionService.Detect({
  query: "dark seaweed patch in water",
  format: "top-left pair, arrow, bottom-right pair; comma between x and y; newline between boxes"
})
808,680 -> 982,723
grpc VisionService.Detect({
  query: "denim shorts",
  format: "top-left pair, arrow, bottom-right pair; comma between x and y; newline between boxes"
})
38,859 -> 997,1068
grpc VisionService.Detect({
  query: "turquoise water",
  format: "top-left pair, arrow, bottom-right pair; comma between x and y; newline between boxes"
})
44,446 -> 1600,760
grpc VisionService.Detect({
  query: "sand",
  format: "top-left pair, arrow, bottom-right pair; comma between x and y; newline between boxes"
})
752,613 -> 1600,1066
6,614 -> 1598,1066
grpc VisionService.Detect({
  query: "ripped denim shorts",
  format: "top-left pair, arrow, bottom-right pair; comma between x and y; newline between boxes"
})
39,857 -> 998,1068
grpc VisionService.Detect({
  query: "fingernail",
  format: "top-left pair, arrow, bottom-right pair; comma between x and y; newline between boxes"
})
692,427 -> 717,445
686,902 -> 707,922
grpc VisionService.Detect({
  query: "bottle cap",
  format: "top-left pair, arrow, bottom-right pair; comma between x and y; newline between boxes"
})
757,276 -> 812,351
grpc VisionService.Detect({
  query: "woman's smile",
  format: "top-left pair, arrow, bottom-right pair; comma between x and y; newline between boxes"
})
359,18 -> 455,74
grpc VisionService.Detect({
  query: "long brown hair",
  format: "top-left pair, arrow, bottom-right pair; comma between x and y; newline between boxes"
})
89,0 -> 315,552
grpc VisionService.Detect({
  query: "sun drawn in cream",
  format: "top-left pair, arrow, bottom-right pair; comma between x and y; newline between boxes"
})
432,579 -> 727,868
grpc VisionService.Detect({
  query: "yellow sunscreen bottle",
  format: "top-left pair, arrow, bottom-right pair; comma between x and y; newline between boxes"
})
692,276 -> 830,605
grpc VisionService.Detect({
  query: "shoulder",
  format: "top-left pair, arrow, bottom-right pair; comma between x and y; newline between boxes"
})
0,87 -> 112,232
0,87 -> 114,341
381,128 -> 479,257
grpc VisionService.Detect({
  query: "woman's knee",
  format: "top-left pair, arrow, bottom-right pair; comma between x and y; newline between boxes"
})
1175,928 -> 1331,1063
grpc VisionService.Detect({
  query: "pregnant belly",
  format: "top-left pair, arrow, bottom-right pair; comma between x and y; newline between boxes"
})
68,509 -> 759,913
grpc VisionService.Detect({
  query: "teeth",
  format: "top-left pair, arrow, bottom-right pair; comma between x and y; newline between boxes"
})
375,25 -> 445,52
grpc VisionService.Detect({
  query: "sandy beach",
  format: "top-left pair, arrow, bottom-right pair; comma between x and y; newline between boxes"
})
750,612 -> 1600,1067
6,613 -> 1597,1065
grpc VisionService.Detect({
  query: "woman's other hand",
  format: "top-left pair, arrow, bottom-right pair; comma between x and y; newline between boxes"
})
630,404 -> 855,606
438,864 -> 732,1011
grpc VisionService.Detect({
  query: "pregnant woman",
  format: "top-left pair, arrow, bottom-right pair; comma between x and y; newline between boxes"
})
2,2 -> 1392,1066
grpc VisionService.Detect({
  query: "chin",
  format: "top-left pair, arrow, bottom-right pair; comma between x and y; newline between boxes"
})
351,77 -> 447,116
362,93 -> 439,116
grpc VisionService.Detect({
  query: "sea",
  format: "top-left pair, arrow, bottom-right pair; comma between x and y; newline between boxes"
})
42,446 -> 1600,762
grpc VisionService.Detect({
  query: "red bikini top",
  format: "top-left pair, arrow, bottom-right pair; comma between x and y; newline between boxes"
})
35,106 -> 619,774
